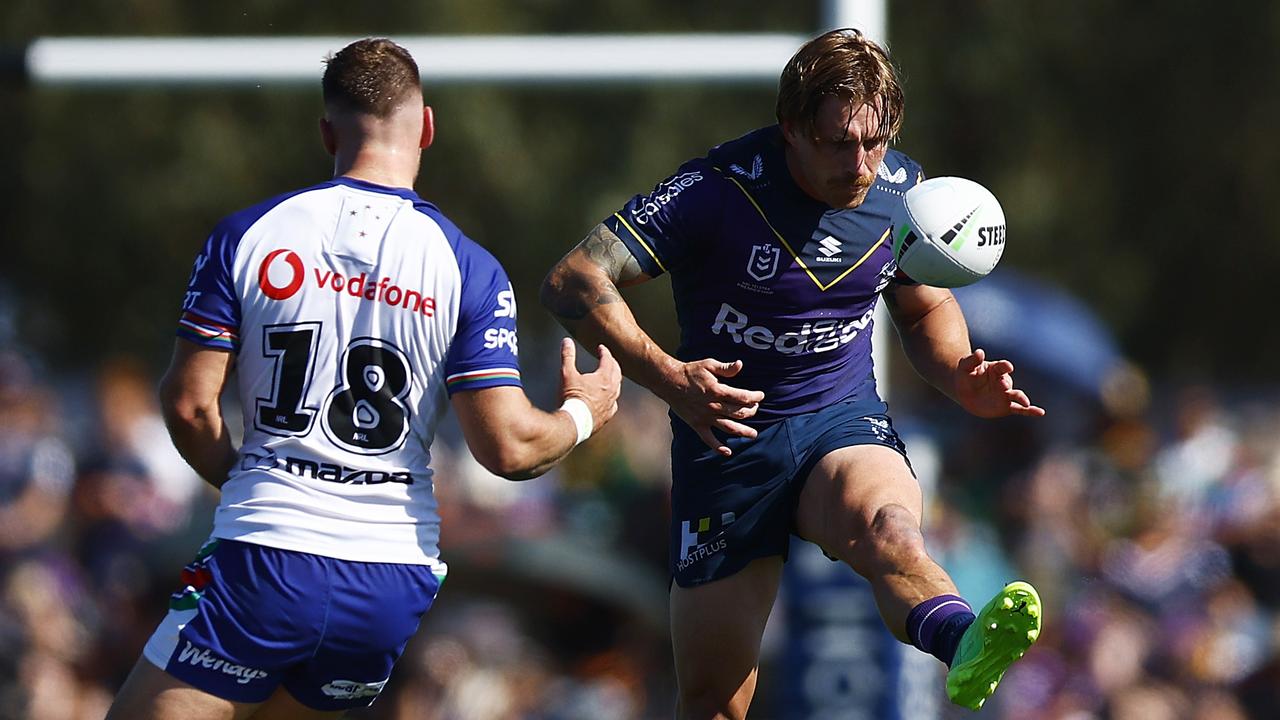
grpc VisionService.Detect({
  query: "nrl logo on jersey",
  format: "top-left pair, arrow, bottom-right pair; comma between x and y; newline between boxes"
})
746,244 -> 781,281
729,154 -> 765,181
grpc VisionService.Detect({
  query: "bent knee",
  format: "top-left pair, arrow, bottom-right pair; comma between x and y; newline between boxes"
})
849,503 -> 927,571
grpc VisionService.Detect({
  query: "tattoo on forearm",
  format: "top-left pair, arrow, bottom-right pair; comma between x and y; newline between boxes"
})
583,224 -> 643,284
541,273 -> 591,322
541,224 -> 638,326
541,271 -> 623,323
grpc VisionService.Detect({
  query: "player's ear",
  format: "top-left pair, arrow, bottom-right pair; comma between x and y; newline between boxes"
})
319,117 -> 337,156
779,119 -> 800,145
419,106 -> 435,150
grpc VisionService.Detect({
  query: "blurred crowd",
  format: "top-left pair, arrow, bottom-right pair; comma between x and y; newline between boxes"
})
2,339 -> 1280,720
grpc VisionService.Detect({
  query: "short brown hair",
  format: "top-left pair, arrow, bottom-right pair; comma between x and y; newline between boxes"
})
775,29 -> 904,141
322,38 -> 421,118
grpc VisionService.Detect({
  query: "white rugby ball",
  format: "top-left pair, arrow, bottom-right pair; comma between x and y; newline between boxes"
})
890,176 -> 1006,287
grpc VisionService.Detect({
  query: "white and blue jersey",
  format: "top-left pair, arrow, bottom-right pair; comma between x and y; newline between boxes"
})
606,125 -> 924,425
178,176 -> 522,569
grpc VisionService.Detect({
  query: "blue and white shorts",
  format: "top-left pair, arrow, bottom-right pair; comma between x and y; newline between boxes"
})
142,538 -> 442,710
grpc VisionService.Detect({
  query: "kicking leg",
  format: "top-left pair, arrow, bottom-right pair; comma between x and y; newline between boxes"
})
670,556 -> 782,720
794,444 -> 1040,710
795,444 -> 956,641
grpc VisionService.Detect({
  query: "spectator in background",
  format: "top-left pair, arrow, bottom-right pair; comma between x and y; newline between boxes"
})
0,351 -> 74,558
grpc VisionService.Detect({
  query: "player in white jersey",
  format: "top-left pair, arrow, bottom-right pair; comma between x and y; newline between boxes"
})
106,38 -> 621,720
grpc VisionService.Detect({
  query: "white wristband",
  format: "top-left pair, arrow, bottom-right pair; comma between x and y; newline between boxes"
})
558,398 -> 594,446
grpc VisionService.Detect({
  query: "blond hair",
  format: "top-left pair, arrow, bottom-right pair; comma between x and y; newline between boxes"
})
776,29 -> 904,141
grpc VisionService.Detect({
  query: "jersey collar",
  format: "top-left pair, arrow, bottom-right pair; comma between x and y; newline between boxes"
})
332,176 -> 422,203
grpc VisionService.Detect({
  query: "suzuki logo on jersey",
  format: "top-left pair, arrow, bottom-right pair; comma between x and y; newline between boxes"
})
494,284 -> 517,318
711,302 -> 874,355
259,249 -> 305,300
816,236 -> 843,260
746,244 -> 781,281
257,248 -> 436,317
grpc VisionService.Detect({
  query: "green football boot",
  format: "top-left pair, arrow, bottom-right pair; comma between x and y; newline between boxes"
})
945,581 -> 1042,711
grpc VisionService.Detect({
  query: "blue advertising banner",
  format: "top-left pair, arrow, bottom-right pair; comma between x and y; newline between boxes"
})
779,541 -> 941,720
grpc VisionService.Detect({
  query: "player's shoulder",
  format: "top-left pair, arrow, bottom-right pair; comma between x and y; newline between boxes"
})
409,199 -> 507,279
630,125 -> 780,209
704,125 -> 783,183
209,180 -> 337,242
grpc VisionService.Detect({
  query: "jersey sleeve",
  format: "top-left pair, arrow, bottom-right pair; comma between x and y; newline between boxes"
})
443,240 -> 523,395
176,221 -> 242,351
603,160 -> 723,277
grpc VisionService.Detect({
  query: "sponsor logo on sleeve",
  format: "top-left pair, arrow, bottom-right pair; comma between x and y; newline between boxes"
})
483,327 -> 519,354
187,252 -> 209,287
630,171 -> 704,226
494,284 -> 517,319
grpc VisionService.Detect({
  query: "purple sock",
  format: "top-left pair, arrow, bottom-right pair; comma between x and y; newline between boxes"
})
905,594 -> 975,667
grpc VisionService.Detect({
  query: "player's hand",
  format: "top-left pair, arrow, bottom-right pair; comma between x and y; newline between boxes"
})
953,348 -> 1045,419
559,338 -> 622,432
659,358 -> 766,457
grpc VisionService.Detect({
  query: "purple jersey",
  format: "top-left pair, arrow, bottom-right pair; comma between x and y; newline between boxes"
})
606,126 -> 924,425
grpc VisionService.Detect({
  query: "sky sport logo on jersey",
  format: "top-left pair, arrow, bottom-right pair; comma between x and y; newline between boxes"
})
258,248 -> 436,316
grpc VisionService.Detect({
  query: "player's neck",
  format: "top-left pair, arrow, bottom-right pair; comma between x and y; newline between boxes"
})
333,147 -> 420,191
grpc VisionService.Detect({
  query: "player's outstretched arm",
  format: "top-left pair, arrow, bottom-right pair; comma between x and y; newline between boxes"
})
540,223 -> 764,457
885,282 -> 1044,419
452,339 -> 621,481
158,339 -> 240,489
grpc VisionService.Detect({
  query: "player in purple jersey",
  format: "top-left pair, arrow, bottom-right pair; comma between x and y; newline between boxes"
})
542,29 -> 1043,716
107,39 -> 620,720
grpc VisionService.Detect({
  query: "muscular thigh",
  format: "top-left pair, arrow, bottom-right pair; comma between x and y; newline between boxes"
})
794,443 -> 922,556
